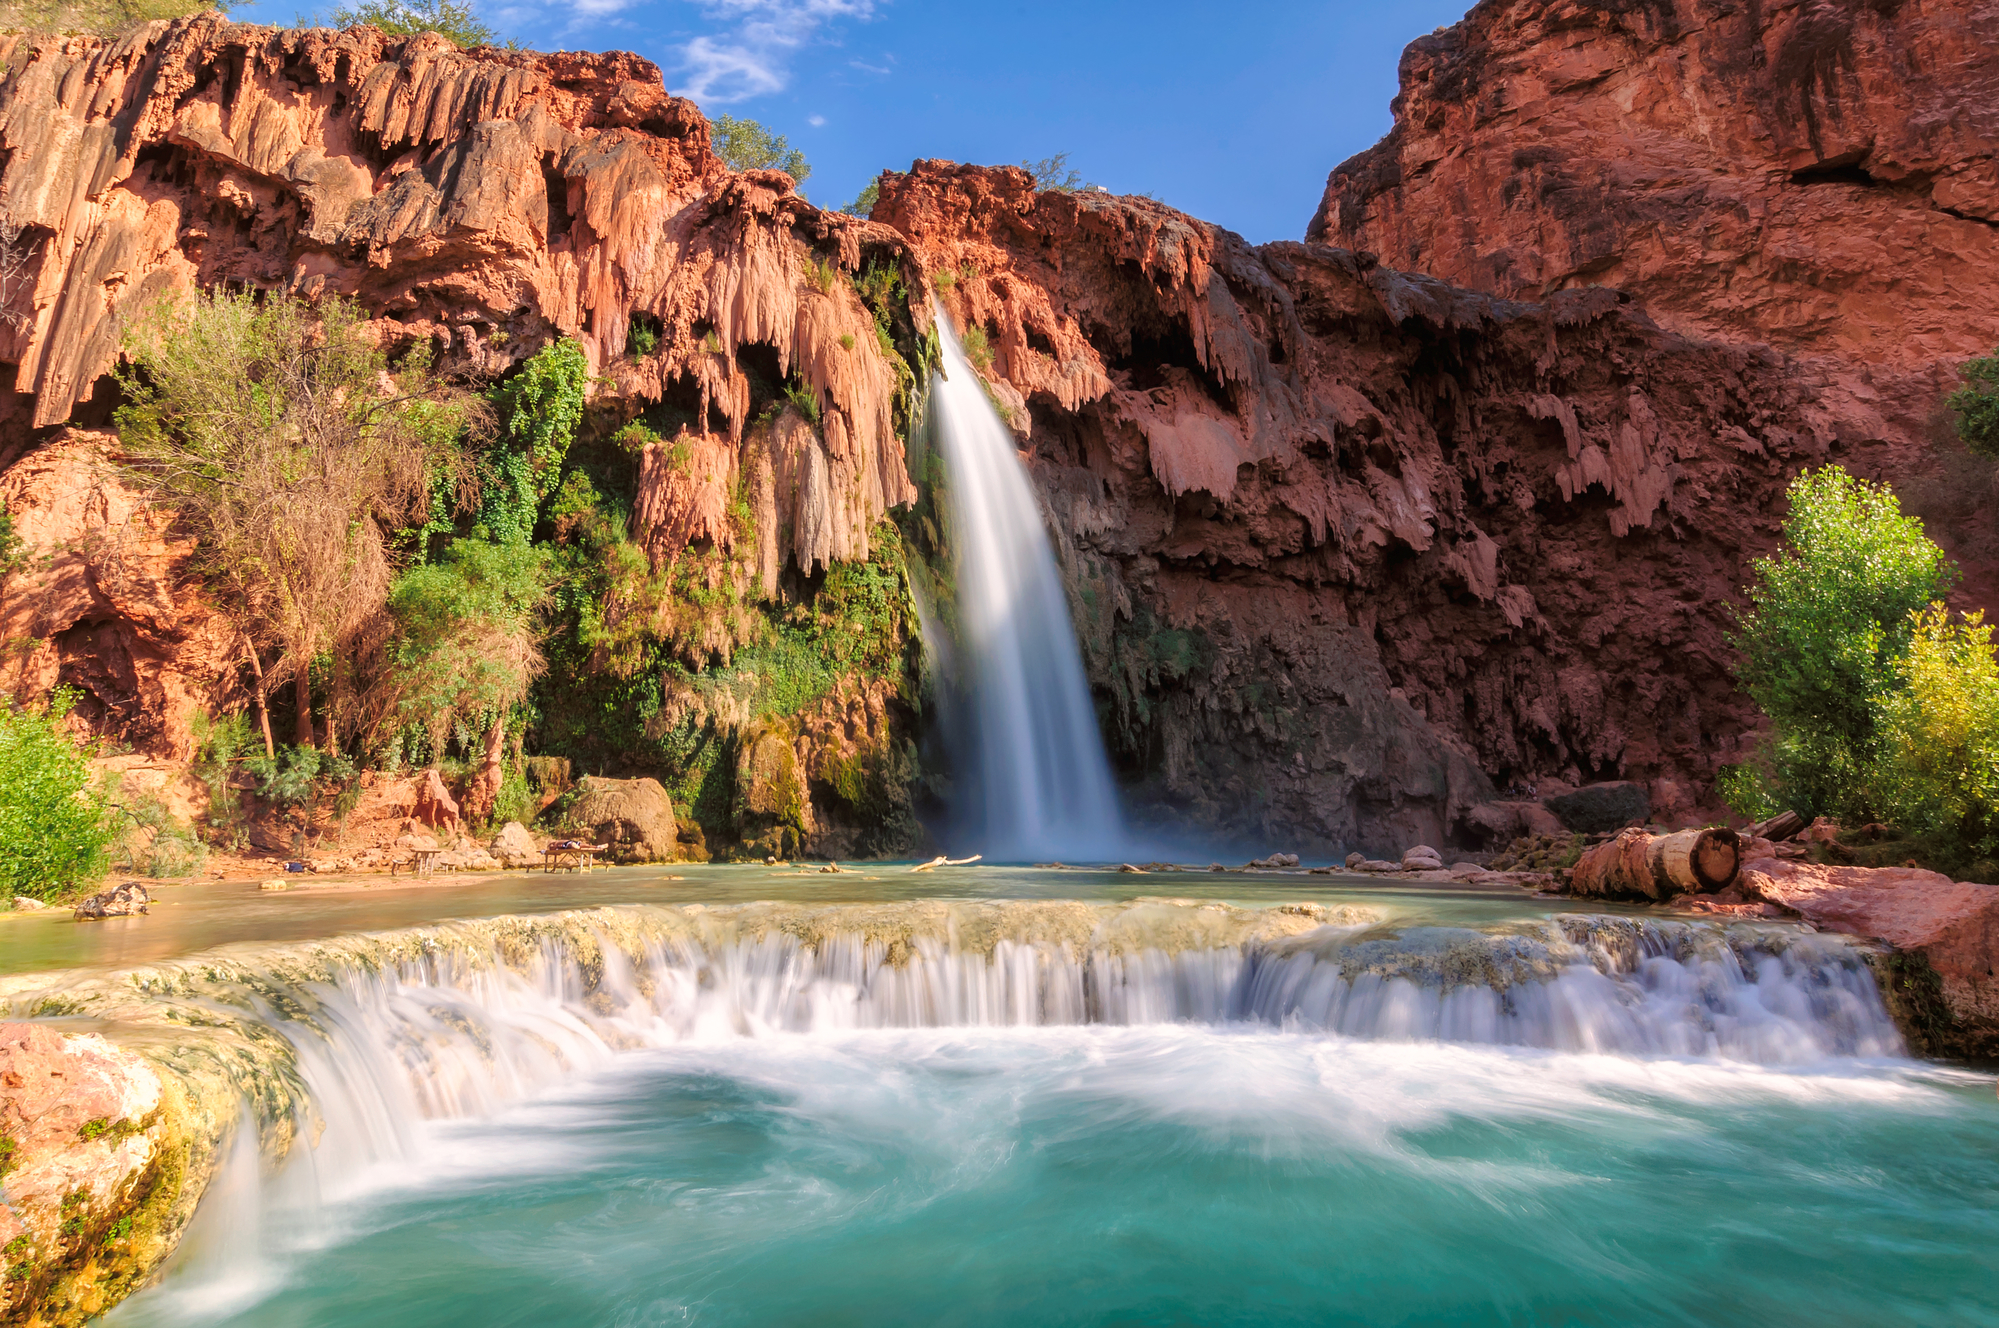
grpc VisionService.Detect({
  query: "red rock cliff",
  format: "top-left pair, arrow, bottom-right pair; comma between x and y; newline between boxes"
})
878,162 -> 1852,847
1310,0 -> 1999,455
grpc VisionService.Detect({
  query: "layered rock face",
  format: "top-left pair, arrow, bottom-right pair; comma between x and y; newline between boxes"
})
0,17 -> 920,780
1310,0 -> 1999,455
878,162 -> 1836,849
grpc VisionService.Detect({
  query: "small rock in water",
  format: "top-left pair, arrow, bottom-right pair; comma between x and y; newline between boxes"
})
11,896 -> 45,910
1245,852 -> 1300,870
74,881 -> 150,920
1400,846 -> 1444,870
259,879 -> 289,891
1209,863 -> 1226,872
1119,863 -> 1148,873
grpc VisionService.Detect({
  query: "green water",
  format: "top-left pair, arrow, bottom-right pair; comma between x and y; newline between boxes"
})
111,1026 -> 1996,1327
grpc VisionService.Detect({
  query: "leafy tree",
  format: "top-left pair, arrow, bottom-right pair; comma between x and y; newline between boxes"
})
1946,347 -> 1999,458
244,743 -> 358,851
326,0 -> 494,45
383,537 -> 549,759
710,114 -> 810,186
1022,153 -> 1086,191
118,290 -> 482,749
0,691 -> 111,901
1874,605 -> 1999,860
1732,465 -> 1957,820
480,339 -> 588,545
840,178 -> 881,218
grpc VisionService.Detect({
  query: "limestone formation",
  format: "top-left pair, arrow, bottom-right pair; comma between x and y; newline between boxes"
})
72,882 -> 149,919
488,820 -> 540,867
569,775 -> 676,862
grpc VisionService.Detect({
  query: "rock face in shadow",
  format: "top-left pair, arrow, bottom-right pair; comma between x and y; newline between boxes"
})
1309,0 -> 1999,456
876,161 -> 1849,850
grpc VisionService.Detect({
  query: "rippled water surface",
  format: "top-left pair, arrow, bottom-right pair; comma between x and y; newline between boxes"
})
111,1026 -> 1997,1328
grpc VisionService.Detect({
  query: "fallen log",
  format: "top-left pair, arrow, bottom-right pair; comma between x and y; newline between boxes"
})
1747,810 -> 1806,842
1569,827 -> 1741,900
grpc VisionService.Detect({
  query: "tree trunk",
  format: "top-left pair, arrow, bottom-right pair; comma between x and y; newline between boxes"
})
294,669 -> 314,748
462,713 -> 507,824
244,644 -> 275,758
1570,827 -> 1742,900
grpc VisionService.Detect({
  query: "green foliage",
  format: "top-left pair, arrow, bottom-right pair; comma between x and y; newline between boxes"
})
190,712 -> 254,849
245,744 -> 356,812
0,500 -> 25,582
1022,153 -> 1087,192
481,339 -> 588,545
802,254 -> 838,295
0,0 -> 219,35
1874,605 -> 1999,859
1732,466 -> 1956,820
959,324 -> 994,373
1946,347 -> 1999,458
782,381 -> 821,425
0,690 -> 111,901
386,537 -> 550,750
1714,763 -> 1781,821
106,775 -> 208,879
627,315 -> 659,357
709,114 -> 810,185
840,178 -> 881,217
325,0 -> 494,45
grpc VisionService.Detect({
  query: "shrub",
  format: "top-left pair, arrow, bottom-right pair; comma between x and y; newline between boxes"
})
325,0 -> 495,46
481,338 -> 587,545
190,711 -> 255,849
627,315 -> 658,357
709,115 -> 810,185
1873,605 -> 1999,859
244,743 -> 357,850
960,324 -> 995,373
0,691 -> 111,901
1732,466 -> 1956,819
106,775 -> 208,879
384,537 -> 550,756
1946,347 -> 1999,458
1714,762 -> 1780,821
840,178 -> 881,218
0,499 -> 25,583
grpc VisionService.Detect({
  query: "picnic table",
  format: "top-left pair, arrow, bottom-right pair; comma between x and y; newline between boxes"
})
543,842 -> 608,873
412,848 -> 444,877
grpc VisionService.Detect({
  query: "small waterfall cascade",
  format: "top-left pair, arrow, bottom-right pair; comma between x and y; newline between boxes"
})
928,311 -> 1125,861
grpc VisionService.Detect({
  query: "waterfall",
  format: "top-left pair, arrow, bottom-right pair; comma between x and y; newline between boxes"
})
929,310 -> 1125,861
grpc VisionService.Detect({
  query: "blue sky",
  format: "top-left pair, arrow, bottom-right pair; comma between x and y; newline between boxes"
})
230,0 -> 1471,243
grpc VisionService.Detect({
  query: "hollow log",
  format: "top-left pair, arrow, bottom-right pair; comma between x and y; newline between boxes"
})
1569,827 -> 1741,900
1748,810 -> 1806,842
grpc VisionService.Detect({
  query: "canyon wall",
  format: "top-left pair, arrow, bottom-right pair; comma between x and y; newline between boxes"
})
1311,0 -> 1999,459
880,163 -> 1843,849
3,10 -> 1973,852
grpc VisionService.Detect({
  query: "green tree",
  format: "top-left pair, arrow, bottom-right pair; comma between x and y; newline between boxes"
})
1946,347 -> 1999,458
1874,604 -> 1999,860
117,289 -> 482,749
326,0 -> 494,45
840,178 -> 881,218
0,691 -> 111,901
480,339 -> 588,545
384,537 -> 549,759
710,114 -> 810,186
1732,465 -> 1958,819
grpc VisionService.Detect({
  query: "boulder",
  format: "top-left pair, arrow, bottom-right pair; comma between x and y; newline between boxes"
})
11,896 -> 45,910
570,776 -> 678,863
1344,852 -> 1366,868
1359,859 -> 1401,872
489,821 -> 540,868
394,831 -> 440,852
733,728 -> 810,860
73,882 -> 150,920
1247,853 -> 1300,869
1467,800 -> 1567,845
1400,845 -> 1444,870
1543,782 -> 1651,834
1739,859 -> 1999,1059
1800,817 -> 1842,845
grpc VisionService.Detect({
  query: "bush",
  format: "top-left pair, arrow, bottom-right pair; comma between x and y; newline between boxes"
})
1946,347 -> 1999,458
1732,466 -> 1956,820
106,776 -> 208,879
384,537 -> 549,754
1714,763 -> 1780,821
325,0 -> 495,46
709,115 -> 809,186
0,692 -> 111,901
190,712 -> 255,849
1874,605 -> 1999,859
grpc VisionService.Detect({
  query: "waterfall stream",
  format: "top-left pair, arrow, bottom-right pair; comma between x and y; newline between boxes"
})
929,311 -> 1125,861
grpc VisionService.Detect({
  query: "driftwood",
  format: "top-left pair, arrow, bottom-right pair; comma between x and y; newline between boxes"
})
1569,827 -> 1741,900
909,854 -> 983,873
1747,810 -> 1807,842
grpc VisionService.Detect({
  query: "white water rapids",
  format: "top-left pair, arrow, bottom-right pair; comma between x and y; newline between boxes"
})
928,311 -> 1126,861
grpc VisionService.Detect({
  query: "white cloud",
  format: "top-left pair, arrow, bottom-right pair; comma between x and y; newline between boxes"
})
670,0 -> 877,102
808,114 -> 826,126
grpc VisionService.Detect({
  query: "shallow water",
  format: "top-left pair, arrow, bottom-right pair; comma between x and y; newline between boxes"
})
111,1026 -> 1998,1327
17,869 -> 1994,1327
0,862 -> 1603,977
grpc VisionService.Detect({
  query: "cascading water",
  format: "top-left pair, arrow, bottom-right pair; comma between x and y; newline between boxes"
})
82,904 -> 1999,1328
929,311 -> 1125,860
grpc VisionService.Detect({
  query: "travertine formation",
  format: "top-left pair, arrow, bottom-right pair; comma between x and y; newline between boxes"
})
878,161 -> 1835,847
1311,0 -> 1999,455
